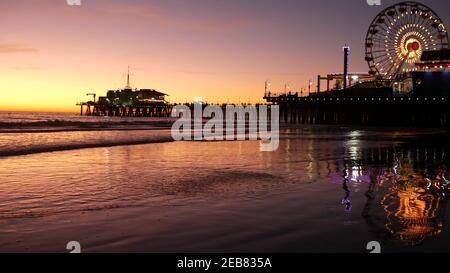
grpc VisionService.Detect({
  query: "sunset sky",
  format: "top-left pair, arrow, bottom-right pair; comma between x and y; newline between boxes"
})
0,0 -> 448,112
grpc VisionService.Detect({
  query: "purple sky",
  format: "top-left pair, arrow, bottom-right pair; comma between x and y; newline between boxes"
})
0,0 -> 448,111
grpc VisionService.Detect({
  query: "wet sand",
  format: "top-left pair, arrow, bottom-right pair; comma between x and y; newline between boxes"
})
1,128 -> 450,252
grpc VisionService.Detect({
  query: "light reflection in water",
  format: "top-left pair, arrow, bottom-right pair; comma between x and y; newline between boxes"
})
339,145 -> 449,246
341,169 -> 352,212
1,127 -> 449,252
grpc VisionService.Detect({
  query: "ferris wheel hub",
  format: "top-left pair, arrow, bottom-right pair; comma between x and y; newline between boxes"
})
407,41 -> 420,52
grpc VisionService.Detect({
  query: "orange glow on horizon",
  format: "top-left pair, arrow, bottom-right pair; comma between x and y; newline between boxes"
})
0,0 -> 360,112
4,0 -> 448,112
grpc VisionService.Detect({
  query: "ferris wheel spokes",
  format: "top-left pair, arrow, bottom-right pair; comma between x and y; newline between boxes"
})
365,1 -> 449,79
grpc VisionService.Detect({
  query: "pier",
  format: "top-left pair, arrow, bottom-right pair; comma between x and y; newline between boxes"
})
264,92 -> 449,127
77,67 -> 174,117
261,1 -> 450,129
77,101 -> 173,117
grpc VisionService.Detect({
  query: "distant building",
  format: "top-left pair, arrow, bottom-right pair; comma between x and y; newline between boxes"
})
415,49 -> 450,72
97,67 -> 168,107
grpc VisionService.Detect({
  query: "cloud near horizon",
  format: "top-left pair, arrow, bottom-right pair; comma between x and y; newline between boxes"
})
0,44 -> 38,54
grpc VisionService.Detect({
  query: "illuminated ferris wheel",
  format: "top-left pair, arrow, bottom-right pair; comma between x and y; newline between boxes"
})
365,1 -> 449,79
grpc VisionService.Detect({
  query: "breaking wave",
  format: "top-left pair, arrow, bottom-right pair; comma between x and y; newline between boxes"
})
0,136 -> 174,157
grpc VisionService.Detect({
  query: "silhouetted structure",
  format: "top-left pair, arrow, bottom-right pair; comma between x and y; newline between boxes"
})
265,1 -> 450,128
343,46 -> 349,90
77,68 -> 171,117
265,69 -> 449,128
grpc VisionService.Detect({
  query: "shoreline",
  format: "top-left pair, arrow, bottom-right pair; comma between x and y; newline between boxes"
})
0,125 -> 448,158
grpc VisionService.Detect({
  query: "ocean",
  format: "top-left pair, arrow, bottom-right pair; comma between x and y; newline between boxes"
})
0,112 -> 175,157
1,111 -> 450,252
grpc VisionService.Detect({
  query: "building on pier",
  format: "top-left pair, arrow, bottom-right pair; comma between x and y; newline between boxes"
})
77,68 -> 171,117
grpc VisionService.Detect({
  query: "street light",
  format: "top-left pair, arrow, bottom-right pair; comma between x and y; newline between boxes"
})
308,80 -> 313,95
351,75 -> 359,87
343,45 -> 350,90
285,84 -> 290,95
265,80 -> 271,96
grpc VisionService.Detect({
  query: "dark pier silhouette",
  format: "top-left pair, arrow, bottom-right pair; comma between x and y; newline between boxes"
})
77,101 -> 173,117
264,46 -> 450,128
264,91 -> 449,127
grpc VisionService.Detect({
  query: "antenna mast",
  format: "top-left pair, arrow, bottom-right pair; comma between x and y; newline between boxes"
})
126,66 -> 131,89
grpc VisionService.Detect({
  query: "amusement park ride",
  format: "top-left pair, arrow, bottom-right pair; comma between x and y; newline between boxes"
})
265,1 -> 450,127
365,1 -> 448,79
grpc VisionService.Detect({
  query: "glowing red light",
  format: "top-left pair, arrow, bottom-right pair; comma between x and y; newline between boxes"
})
407,41 -> 420,52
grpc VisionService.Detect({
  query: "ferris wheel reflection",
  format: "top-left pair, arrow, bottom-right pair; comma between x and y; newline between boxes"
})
340,145 -> 450,246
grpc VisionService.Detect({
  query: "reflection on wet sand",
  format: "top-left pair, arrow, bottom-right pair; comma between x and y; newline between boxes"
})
341,170 -> 352,212
343,146 -> 449,246
2,127 -> 450,252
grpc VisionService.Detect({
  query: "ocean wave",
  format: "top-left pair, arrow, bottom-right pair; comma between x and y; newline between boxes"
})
0,136 -> 174,157
0,120 -> 177,134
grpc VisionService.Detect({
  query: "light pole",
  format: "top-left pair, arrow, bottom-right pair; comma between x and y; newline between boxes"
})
308,80 -> 312,96
265,80 -> 271,96
343,45 -> 350,90
285,84 -> 290,95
